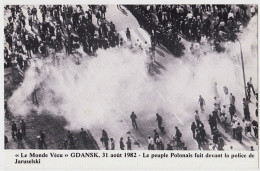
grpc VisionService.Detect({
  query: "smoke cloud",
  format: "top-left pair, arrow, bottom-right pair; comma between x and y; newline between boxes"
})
7,16 -> 257,130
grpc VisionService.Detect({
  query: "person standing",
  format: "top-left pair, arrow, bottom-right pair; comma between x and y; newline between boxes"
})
220,105 -> 226,117
247,77 -> 255,95
198,95 -> 206,112
130,111 -> 138,129
39,130 -> 47,149
229,104 -> 236,121
120,137 -> 125,150
208,114 -> 216,134
155,136 -> 164,150
231,120 -> 237,139
16,129 -> 23,149
147,136 -> 155,150
243,98 -> 250,120
126,137 -> 132,150
155,113 -> 164,132
236,122 -> 243,143
37,135 -> 43,149
195,129 -> 202,150
20,119 -> 27,137
80,128 -> 88,148
11,120 -> 17,138
126,28 -> 131,41
251,120 -> 258,138
229,93 -> 235,106
101,129 -> 109,150
191,122 -> 197,139
244,119 -> 252,136
217,136 -> 225,150
194,110 -> 200,126
67,130 -> 75,149
110,138 -> 115,150
5,135 -> 8,149
175,127 -> 182,146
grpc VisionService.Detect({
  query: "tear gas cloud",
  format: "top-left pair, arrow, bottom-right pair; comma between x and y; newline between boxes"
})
8,16 -> 258,130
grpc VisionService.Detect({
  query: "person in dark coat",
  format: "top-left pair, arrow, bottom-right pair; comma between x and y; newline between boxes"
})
229,104 -> 236,121
155,113 -> 164,132
16,129 -> 23,149
126,28 -> 131,41
130,111 -> 138,129
39,130 -> 47,149
67,130 -> 75,149
101,129 -> 109,150
236,122 -> 243,143
20,119 -> 27,137
126,137 -> 132,150
175,127 -> 182,146
120,137 -> 125,150
252,120 -> 258,138
11,120 -> 17,138
80,128 -> 88,148
191,122 -> 197,139
5,135 -> 8,149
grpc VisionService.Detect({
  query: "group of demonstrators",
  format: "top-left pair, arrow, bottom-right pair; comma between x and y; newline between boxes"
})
4,5 -> 258,151
126,5 -> 257,54
99,79 -> 257,151
100,112 -> 186,150
4,5 -> 125,71
5,119 -> 47,149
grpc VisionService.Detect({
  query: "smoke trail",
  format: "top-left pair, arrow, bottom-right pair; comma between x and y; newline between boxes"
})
7,16 -> 257,130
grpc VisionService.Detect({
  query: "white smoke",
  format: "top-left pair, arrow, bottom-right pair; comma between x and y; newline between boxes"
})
7,16 -> 257,130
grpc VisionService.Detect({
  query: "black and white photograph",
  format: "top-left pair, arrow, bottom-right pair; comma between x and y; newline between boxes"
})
3,4 -> 258,153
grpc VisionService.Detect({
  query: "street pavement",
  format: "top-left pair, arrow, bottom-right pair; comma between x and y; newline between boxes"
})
89,5 -> 258,151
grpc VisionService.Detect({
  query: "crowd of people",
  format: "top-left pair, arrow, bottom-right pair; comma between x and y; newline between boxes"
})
4,5 -> 258,151
4,5 -> 127,71
126,5 -> 257,54
98,79 -> 257,151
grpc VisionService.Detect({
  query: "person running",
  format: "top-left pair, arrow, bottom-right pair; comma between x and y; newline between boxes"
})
198,95 -> 206,112
130,111 -> 138,129
120,137 -> 125,150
